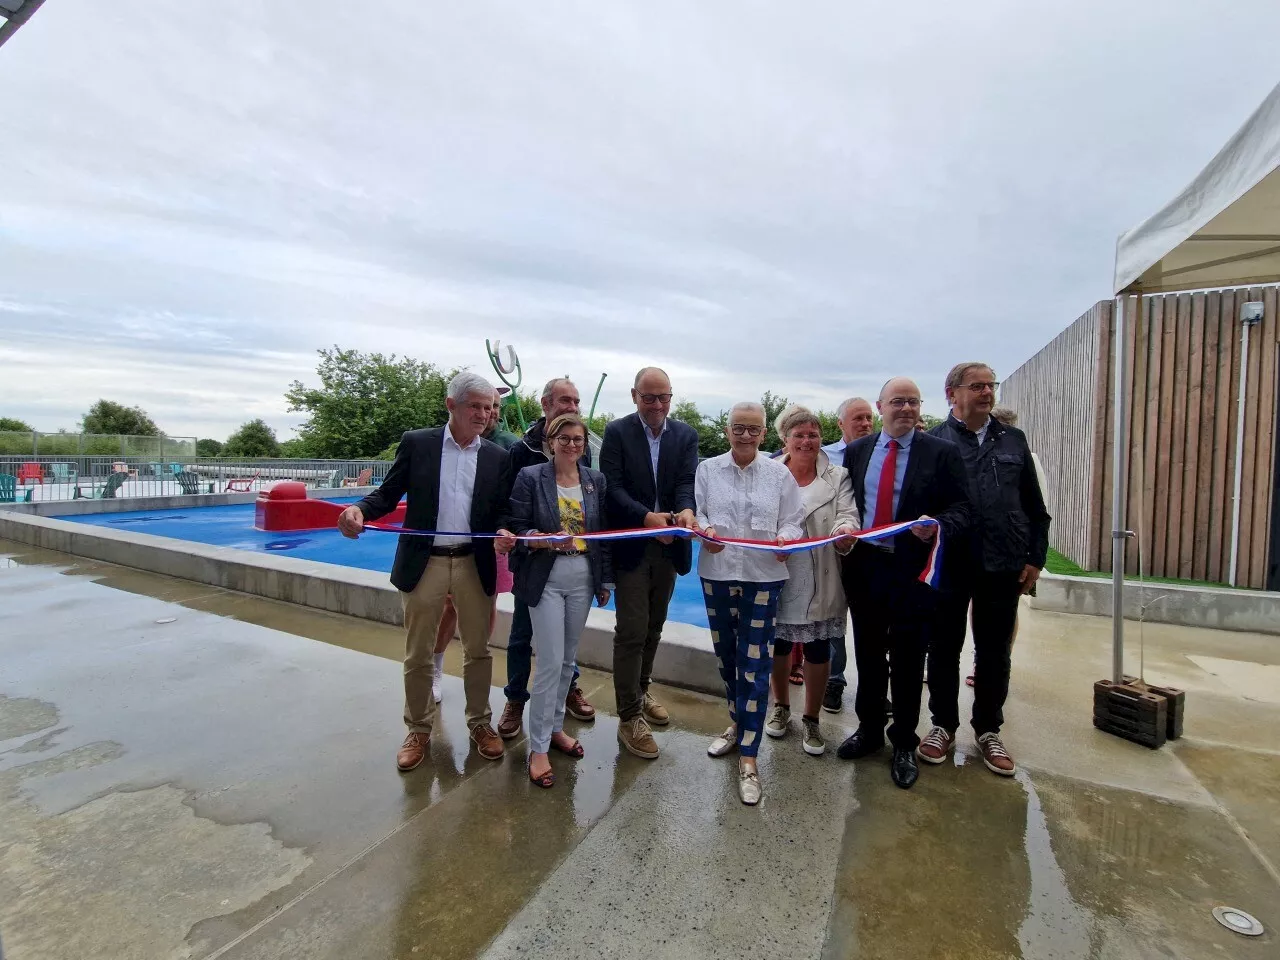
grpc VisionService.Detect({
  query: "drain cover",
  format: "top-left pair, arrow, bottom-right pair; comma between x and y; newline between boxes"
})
1213,906 -> 1263,936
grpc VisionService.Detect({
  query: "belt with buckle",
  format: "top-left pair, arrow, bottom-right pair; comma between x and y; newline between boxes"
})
557,549 -> 586,557
430,544 -> 473,557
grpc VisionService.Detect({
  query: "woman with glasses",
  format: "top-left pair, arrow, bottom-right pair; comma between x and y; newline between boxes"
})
765,405 -> 859,757
696,401 -> 805,805
496,414 -> 613,788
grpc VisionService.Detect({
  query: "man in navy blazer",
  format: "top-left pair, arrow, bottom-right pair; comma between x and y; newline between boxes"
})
338,371 -> 509,772
834,376 -> 972,790
599,367 -> 699,759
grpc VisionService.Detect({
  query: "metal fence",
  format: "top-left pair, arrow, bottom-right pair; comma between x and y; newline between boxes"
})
0,456 -> 388,502
0,431 -> 198,458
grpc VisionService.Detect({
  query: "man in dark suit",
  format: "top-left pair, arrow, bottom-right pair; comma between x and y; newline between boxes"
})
835,376 -> 971,789
338,371 -> 509,772
599,367 -> 700,759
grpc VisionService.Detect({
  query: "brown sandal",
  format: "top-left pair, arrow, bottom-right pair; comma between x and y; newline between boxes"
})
528,762 -> 555,789
550,736 -> 584,759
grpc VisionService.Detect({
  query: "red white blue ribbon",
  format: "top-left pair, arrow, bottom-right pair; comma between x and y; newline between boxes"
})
363,517 -> 943,586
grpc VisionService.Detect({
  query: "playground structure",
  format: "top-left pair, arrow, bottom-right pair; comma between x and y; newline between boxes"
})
486,339 -> 608,466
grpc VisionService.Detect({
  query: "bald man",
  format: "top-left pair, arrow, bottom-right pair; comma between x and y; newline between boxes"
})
834,376 -> 971,789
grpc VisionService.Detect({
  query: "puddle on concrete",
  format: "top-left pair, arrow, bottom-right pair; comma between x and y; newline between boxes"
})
823,761 -> 1278,959
0,730 -> 310,960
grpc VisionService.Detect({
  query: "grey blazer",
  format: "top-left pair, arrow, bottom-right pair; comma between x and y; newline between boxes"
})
503,462 -> 615,607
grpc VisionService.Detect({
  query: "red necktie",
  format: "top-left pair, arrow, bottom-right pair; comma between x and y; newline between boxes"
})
873,439 -> 898,527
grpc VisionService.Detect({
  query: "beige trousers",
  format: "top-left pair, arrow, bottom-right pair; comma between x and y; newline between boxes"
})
401,555 -> 493,734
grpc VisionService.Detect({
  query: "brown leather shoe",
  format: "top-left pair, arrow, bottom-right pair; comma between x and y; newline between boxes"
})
497,700 -> 524,740
470,723 -> 504,760
396,731 -> 429,772
565,686 -> 596,721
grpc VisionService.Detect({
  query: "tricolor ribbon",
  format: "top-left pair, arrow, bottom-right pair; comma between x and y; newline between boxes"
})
363,517 -> 943,586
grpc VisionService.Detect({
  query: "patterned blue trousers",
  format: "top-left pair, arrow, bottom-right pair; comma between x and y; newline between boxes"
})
701,578 -> 785,758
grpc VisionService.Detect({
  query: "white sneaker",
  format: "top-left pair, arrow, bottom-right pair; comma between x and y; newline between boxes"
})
708,724 -> 738,757
738,764 -> 761,805
432,674 -> 442,704
764,704 -> 790,739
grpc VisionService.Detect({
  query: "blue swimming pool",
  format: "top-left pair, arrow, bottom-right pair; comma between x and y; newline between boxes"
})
67,501 -> 712,626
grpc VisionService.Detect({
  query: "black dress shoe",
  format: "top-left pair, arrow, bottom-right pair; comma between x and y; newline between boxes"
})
836,727 -> 885,760
891,748 -> 918,789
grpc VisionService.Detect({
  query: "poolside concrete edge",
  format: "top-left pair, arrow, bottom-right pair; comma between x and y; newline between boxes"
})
0,512 -> 725,696
1031,572 -> 1280,636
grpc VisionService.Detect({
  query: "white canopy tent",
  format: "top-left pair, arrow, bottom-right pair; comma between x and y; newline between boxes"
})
1107,79 -> 1280,683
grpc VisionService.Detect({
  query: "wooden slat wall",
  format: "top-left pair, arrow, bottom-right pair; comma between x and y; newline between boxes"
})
1005,285 -> 1280,587
999,303 -> 1105,567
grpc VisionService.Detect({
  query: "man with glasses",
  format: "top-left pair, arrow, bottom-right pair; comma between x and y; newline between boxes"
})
834,377 -> 971,789
495,377 -> 597,740
599,367 -> 699,758
918,363 -> 1050,777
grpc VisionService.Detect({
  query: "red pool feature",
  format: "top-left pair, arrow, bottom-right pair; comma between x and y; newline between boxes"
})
254,482 -> 406,531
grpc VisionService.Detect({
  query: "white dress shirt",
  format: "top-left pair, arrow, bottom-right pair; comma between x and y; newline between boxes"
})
695,451 -> 806,583
434,427 -> 480,546
645,418 -> 668,509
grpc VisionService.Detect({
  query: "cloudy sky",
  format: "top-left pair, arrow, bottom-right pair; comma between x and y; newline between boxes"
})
3,1 -> 1279,442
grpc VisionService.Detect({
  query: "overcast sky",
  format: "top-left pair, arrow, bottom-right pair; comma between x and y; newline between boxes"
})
3,1 -> 1279,441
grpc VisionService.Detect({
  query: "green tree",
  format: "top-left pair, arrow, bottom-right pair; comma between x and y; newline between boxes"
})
671,399 -> 729,459
81,400 -> 160,436
278,437 -> 314,459
285,347 -> 455,458
919,413 -> 944,431
0,417 -> 32,432
222,419 -> 281,458
196,438 -> 223,458
760,390 -> 789,453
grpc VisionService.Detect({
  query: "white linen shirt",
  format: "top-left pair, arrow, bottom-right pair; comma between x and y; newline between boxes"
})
695,451 -> 806,583
434,428 -> 480,546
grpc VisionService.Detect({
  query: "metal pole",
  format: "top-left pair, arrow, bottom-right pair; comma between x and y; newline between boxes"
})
1228,312 -> 1259,585
1111,295 -> 1131,684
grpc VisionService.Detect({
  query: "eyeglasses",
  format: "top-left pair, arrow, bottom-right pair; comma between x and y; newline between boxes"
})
730,424 -> 765,437
637,392 -> 673,404
553,436 -> 587,447
963,381 -> 999,393
884,398 -> 921,409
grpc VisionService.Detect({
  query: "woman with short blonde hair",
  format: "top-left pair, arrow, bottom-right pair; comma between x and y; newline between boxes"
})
765,405 -> 859,756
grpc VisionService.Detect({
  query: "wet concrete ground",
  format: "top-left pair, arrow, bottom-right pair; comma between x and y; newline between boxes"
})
1,539 -> 1277,959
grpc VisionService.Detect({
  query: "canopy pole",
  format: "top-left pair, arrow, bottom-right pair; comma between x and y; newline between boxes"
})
1111,295 -> 1132,684
1228,303 -> 1264,585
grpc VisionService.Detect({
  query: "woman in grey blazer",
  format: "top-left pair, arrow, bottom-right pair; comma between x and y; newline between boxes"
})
497,414 -> 614,788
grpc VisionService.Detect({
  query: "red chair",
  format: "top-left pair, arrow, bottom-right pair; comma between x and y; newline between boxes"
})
224,474 -> 259,492
17,462 -> 42,485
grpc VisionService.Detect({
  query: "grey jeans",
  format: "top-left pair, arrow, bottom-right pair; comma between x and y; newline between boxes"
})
527,555 -> 593,754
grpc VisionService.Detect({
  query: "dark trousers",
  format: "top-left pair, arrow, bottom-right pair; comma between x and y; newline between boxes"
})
844,545 -> 935,751
612,541 -> 678,721
928,570 -> 1022,736
505,597 -> 579,704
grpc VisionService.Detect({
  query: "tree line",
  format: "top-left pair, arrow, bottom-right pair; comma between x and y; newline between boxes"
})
5,347 -> 944,461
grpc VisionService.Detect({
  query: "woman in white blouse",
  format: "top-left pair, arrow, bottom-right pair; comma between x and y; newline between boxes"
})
765,406 -> 859,756
696,401 -> 806,805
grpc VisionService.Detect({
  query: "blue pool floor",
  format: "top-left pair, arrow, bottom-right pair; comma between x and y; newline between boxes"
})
68,500 -> 712,627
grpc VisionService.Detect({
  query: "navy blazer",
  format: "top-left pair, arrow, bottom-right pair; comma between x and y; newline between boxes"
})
354,427 -> 507,595
503,462 -> 615,607
598,413 -> 699,575
841,431 -> 972,585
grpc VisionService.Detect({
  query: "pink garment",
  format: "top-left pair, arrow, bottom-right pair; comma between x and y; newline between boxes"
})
495,551 -> 514,594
